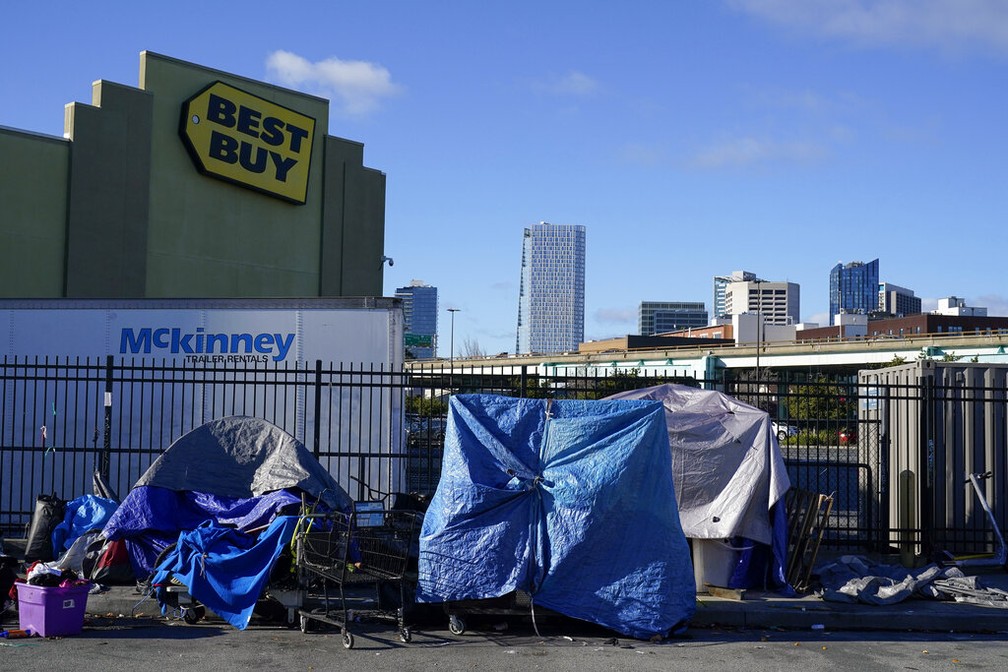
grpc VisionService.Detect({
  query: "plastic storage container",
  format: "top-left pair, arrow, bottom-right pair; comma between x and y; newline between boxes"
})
16,582 -> 90,637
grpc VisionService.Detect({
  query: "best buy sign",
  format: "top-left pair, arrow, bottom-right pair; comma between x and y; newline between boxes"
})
180,81 -> 316,204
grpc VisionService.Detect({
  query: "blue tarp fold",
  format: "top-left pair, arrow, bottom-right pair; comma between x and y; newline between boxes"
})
417,395 -> 696,639
152,515 -> 299,630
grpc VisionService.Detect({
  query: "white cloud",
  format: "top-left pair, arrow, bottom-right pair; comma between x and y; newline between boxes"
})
690,136 -> 826,168
266,50 -> 402,117
975,294 -> 1008,316
533,70 -> 600,96
732,0 -> 1008,55
594,307 -> 637,324
617,142 -> 666,166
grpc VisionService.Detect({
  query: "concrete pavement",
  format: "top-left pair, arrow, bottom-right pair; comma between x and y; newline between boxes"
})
11,569 -> 1001,638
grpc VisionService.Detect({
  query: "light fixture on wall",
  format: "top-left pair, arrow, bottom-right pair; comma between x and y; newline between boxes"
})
380,255 -> 394,267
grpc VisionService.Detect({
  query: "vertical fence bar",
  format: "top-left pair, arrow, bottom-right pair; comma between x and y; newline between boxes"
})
100,355 -> 113,483
313,360 -> 322,458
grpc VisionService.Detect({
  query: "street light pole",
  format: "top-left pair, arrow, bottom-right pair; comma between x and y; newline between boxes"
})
447,308 -> 460,367
754,280 -> 761,383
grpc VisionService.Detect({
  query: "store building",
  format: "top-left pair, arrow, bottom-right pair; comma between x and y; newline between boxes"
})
0,51 -> 387,300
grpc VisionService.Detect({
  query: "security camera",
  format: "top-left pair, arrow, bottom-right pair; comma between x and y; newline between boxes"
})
381,255 -> 394,267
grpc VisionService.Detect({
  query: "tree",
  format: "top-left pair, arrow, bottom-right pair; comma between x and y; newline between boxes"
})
405,395 -> 448,416
462,337 -> 486,358
787,375 -> 856,424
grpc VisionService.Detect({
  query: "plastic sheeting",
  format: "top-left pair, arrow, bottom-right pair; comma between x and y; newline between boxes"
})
51,494 -> 118,554
152,516 -> 299,629
103,487 -> 304,577
135,416 -> 349,511
417,394 -> 696,639
102,416 -> 350,579
607,384 -> 790,544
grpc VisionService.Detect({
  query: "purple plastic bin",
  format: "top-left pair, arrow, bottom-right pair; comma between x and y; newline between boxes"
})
16,582 -> 90,637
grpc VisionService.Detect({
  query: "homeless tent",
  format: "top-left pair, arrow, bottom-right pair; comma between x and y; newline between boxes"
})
102,415 -> 351,580
607,384 -> 792,590
417,394 -> 696,639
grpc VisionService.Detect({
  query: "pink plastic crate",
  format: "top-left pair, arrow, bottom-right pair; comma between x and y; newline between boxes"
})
16,582 -> 90,637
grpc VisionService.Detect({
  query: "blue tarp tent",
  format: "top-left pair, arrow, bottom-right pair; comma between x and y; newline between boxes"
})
416,394 -> 696,639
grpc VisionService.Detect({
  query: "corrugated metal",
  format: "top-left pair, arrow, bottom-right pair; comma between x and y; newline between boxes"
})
859,361 -> 1008,558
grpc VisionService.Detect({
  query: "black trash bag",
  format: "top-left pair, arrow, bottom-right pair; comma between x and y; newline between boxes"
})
92,469 -> 120,503
24,493 -> 65,562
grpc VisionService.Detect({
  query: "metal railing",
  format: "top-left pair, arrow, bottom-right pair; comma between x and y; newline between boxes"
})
3,356 -> 1006,560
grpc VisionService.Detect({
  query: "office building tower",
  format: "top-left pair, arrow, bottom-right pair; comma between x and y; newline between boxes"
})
516,222 -> 586,354
639,301 -> 708,336
878,282 -> 922,318
713,271 -> 757,319
829,259 -> 879,325
395,280 -> 438,358
724,280 -> 800,325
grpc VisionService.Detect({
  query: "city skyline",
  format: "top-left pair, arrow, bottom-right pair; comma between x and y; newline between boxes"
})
3,2 -> 1006,357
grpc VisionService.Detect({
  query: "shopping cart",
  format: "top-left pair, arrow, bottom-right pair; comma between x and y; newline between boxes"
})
296,504 -> 421,648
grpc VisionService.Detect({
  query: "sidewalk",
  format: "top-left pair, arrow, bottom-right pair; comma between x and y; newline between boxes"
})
65,571 -> 1008,636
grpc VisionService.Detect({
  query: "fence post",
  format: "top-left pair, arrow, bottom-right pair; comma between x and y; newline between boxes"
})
919,370 -> 936,559
313,359 -> 323,458
520,366 -> 528,398
100,355 -> 113,482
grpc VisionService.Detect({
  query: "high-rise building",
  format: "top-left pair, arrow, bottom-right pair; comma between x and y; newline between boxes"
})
395,280 -> 438,359
516,222 -> 586,354
713,271 -> 757,319
639,301 -> 708,336
878,282 -> 921,317
723,280 -> 800,325
829,259 -> 879,325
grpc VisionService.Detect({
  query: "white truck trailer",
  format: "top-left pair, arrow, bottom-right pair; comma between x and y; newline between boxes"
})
0,298 -> 406,521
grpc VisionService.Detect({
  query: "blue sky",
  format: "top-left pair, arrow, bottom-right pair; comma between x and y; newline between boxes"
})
3,1 -> 1007,357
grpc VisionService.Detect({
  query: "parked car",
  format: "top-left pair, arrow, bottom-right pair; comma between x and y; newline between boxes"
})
771,421 -> 799,441
838,427 -> 857,445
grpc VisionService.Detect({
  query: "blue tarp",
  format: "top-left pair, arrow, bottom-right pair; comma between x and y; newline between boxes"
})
103,486 -> 304,578
51,494 -> 119,554
417,395 -> 696,639
152,516 -> 299,630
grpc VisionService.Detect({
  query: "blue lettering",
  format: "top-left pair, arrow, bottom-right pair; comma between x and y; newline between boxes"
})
239,142 -> 268,174
120,327 -> 296,360
254,333 -> 273,353
206,333 -> 228,354
260,117 -> 284,146
271,153 -> 297,182
274,333 -> 295,361
286,124 -> 309,153
206,94 -> 237,128
236,106 -> 261,137
153,328 -> 170,350
209,131 -> 239,164
231,333 -> 254,354
120,328 -> 151,354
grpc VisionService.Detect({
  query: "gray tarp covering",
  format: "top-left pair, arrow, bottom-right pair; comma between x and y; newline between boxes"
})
135,415 -> 349,511
818,555 -> 1008,607
607,384 -> 790,544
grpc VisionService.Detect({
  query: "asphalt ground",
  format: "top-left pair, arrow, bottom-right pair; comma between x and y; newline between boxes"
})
6,571 -> 1008,640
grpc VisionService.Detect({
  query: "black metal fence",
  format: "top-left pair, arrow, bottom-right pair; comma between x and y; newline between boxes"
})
3,356 -> 1006,561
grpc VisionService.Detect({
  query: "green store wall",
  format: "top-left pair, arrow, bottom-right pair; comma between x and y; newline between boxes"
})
0,51 -> 386,300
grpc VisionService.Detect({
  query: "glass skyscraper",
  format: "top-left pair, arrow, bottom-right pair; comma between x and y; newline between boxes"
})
639,301 -> 708,336
516,222 -> 586,354
829,259 -> 879,325
395,280 -> 438,359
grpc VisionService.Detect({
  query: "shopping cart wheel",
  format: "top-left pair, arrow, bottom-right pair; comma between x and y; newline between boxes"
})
341,629 -> 354,649
448,614 -> 466,635
182,605 -> 205,625
399,627 -> 412,643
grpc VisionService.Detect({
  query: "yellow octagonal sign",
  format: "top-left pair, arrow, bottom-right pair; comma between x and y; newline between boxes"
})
180,81 -> 316,205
